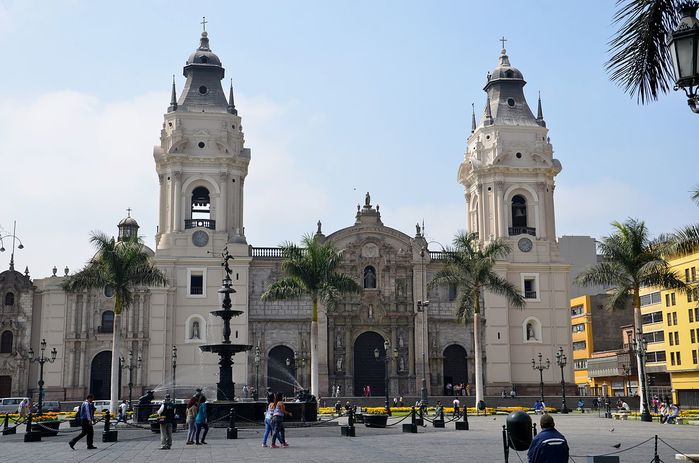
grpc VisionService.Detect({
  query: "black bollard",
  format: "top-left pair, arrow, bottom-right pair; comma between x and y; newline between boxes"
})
433,407 -> 445,428
2,413 -> 16,435
102,410 -> 118,442
532,423 -> 537,437
402,406 -> 418,433
24,413 -> 41,442
227,407 -> 238,439
341,406 -> 356,437
502,425 -> 509,463
416,405 -> 424,426
456,405 -> 469,431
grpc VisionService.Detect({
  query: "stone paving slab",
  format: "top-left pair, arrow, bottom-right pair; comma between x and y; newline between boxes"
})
0,415 -> 697,462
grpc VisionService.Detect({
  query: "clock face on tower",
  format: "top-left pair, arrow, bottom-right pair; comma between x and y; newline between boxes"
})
518,237 -> 533,253
192,230 -> 209,247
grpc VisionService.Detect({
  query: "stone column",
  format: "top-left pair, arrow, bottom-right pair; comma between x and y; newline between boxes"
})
173,172 -> 182,232
80,292 -> 89,337
79,343 -> 87,389
495,181 -> 505,237
537,183 -> 546,239
238,179 -> 245,236
219,172 -> 228,232
138,292 -> 145,338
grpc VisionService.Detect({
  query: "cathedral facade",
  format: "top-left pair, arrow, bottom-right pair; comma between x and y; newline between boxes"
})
0,33 -> 570,401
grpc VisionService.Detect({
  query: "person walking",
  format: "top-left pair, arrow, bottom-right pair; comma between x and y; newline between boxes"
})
185,397 -> 198,445
194,395 -> 209,445
271,392 -> 291,448
157,394 -> 176,450
527,415 -> 569,463
261,393 -> 274,447
452,397 -> 460,418
69,394 -> 97,450
18,398 -> 29,418
117,400 -> 128,424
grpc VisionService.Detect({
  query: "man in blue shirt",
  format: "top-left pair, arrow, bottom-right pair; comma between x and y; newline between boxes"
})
527,414 -> 569,463
69,394 -> 96,450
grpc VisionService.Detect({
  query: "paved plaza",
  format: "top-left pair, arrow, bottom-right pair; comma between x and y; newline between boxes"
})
1,414 -> 697,462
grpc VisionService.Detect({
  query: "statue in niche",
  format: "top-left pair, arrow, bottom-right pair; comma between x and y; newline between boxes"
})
191,320 -> 200,339
336,356 -> 343,371
336,334 -> 343,349
363,267 -> 376,288
526,322 -> 536,341
368,304 -> 374,319
398,334 -> 404,348
399,357 -> 405,372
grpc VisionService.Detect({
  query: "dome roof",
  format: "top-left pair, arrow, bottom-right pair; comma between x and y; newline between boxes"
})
118,216 -> 139,227
489,49 -> 524,81
186,32 -> 222,67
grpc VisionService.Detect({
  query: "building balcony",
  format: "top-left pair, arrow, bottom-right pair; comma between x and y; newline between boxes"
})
185,219 -> 216,230
524,291 -> 537,299
509,227 -> 536,236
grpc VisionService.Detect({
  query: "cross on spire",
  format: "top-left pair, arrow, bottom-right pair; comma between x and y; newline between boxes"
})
201,16 -> 208,32
127,207 -> 132,217
499,36 -> 507,49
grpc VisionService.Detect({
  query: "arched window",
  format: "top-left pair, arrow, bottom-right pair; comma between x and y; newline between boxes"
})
4,292 -> 14,306
511,195 -> 527,228
363,266 -> 377,289
191,187 -> 211,220
100,311 -> 114,334
523,317 -> 542,343
0,331 -> 13,353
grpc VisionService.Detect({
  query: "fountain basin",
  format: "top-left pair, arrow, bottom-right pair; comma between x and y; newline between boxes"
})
199,344 -> 252,354
210,309 -> 244,318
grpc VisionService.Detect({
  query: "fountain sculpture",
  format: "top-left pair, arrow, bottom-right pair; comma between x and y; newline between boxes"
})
200,247 -> 252,400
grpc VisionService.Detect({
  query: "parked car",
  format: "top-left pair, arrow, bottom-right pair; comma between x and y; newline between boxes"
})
0,397 -> 29,413
35,400 -> 61,412
73,400 -> 111,414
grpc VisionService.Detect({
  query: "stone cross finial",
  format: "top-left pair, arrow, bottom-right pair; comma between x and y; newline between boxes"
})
201,16 -> 208,32
500,36 -> 507,49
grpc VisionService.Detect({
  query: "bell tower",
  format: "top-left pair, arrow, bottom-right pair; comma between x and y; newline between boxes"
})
457,47 -> 572,395
154,30 -> 250,256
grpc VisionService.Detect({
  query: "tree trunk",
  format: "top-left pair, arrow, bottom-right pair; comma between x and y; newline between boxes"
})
632,294 -> 647,415
310,320 -> 319,397
473,311 -> 484,409
109,312 -> 121,415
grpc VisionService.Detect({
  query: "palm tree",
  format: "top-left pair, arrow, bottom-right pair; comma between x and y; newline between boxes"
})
64,232 -> 166,415
665,186 -> 699,256
575,218 -> 686,415
428,232 -> 524,408
606,0 -> 683,104
260,235 -> 360,397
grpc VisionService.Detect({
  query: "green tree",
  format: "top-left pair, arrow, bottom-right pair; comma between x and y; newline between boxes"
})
64,232 -> 166,414
260,235 -> 360,397
575,218 -> 686,413
428,232 -> 524,408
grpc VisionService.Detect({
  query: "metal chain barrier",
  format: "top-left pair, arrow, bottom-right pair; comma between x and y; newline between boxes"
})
0,416 -> 27,436
569,436 -> 655,458
384,414 -> 410,427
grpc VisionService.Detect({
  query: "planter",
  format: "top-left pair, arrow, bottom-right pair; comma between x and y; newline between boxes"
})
354,413 -> 364,423
363,414 -> 388,428
32,420 -> 60,437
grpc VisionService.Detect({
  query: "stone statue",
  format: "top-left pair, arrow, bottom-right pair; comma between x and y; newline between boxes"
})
336,356 -> 343,371
191,320 -> 200,339
398,334 -> 404,348
317,220 -> 322,234
364,267 -> 376,288
368,304 -> 374,319
365,192 -> 371,207
416,223 -> 421,236
399,357 -> 405,372
336,334 -> 342,349
527,322 -> 535,340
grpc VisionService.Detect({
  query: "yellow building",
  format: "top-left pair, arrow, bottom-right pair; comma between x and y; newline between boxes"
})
570,295 -> 636,397
642,252 -> 699,406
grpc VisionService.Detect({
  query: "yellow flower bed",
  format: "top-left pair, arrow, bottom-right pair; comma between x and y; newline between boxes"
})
316,405 -> 537,415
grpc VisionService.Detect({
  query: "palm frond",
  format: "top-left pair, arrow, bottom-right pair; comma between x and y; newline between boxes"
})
667,224 -> 699,256
606,0 -> 682,104
485,273 -> 525,309
260,277 -> 305,301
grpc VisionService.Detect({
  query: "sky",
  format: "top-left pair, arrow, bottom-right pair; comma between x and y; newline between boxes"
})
0,0 -> 697,278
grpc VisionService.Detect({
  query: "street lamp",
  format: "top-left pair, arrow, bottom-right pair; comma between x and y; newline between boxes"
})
171,345 -> 177,399
632,329 -> 653,422
27,339 -> 57,415
620,363 -> 632,397
555,347 -> 569,413
0,220 -> 25,272
374,339 -> 398,415
253,346 -> 261,401
121,350 -> 142,410
418,246 -> 430,406
531,352 -> 550,404
668,3 -> 699,113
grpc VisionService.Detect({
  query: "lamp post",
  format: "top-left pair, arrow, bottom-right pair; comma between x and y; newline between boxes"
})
620,363 -> 632,397
667,3 -> 699,113
27,339 -> 57,415
0,220 -> 25,271
374,339 -> 398,415
555,347 -> 569,413
121,350 -> 142,409
171,345 -> 177,399
418,246 -> 429,406
253,346 -> 261,401
633,329 -> 653,422
531,352 -> 550,404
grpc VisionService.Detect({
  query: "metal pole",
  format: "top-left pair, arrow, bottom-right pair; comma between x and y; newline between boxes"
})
38,360 -> 44,415
539,368 -> 544,403
385,354 -> 390,415
128,366 -> 134,411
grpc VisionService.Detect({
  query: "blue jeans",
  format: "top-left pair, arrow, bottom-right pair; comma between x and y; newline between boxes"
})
187,420 -> 196,442
271,416 -> 285,445
195,422 -> 208,443
262,417 -> 271,445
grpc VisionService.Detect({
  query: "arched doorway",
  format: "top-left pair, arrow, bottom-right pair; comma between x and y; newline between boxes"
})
353,331 -> 386,396
267,345 -> 295,397
90,351 -> 112,399
443,344 -> 468,395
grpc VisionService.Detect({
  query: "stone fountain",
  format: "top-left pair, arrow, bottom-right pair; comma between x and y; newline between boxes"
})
199,247 -> 252,400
